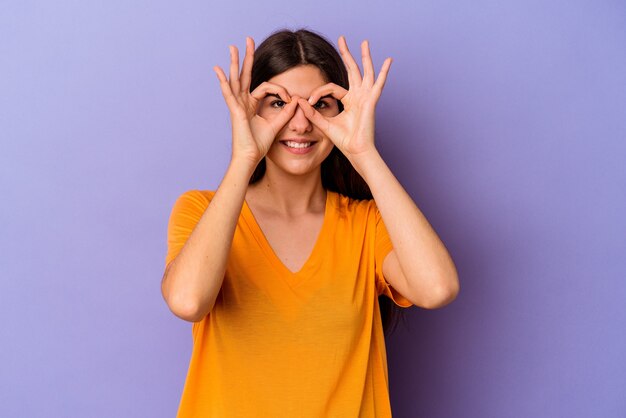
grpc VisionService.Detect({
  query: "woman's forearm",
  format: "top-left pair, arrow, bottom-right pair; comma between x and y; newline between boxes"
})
161,158 -> 256,322
354,150 -> 459,305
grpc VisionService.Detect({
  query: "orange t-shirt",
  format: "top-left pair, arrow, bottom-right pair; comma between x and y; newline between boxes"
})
165,189 -> 413,417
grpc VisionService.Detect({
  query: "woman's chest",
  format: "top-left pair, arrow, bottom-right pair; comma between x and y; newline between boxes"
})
217,218 -> 377,336
255,213 -> 325,274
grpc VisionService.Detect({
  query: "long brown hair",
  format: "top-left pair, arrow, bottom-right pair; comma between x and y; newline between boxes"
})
249,28 -> 407,337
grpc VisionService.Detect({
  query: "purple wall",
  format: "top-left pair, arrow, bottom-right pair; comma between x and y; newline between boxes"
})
1,1 -> 625,417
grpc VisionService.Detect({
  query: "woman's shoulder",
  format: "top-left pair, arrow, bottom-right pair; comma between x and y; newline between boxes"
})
171,189 -> 216,211
177,189 -> 216,200
194,189 -> 216,200
330,190 -> 377,216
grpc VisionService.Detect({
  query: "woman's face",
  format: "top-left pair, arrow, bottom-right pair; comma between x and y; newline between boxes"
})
257,64 -> 339,178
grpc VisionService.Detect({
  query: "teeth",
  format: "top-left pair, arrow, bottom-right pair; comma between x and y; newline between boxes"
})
285,141 -> 312,149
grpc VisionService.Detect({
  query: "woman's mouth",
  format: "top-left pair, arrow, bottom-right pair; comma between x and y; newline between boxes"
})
284,141 -> 312,148
279,140 -> 316,154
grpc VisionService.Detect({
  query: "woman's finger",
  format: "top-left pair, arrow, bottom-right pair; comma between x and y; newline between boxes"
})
307,83 -> 349,106
214,66 -> 239,111
361,40 -> 375,85
338,36 -> 362,87
250,81 -> 292,103
266,97 -> 299,134
373,57 -> 393,95
228,45 -> 241,94
239,37 -> 255,93
297,98 -> 332,138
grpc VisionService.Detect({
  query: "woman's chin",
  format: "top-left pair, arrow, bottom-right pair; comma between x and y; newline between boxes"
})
264,157 -> 319,178
265,149 -> 333,178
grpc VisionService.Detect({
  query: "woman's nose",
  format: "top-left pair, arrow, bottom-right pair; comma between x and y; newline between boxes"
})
287,101 -> 312,133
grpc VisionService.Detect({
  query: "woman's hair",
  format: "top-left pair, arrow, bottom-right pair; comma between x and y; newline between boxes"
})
249,28 -> 407,337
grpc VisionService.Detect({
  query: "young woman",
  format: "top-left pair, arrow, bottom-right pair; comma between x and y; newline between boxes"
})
162,28 -> 459,417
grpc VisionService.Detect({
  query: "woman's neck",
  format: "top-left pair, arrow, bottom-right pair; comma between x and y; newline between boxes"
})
246,167 -> 326,216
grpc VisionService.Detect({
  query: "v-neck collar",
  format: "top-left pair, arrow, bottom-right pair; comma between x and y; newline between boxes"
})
241,190 -> 335,284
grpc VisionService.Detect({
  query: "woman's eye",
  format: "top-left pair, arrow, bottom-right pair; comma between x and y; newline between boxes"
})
270,100 -> 286,108
313,100 -> 328,110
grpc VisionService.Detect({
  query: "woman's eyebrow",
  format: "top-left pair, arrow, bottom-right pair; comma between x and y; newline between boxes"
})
262,93 -> 335,100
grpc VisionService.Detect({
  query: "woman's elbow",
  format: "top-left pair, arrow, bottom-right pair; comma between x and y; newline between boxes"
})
422,275 -> 460,309
166,296 -> 207,322
161,274 -> 209,322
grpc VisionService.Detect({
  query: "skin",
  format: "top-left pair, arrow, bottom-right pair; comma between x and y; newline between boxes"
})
161,36 -> 460,322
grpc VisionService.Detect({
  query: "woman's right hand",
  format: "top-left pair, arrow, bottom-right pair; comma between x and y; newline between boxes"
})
213,37 -> 298,166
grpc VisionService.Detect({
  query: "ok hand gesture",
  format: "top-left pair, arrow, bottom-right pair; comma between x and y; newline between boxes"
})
296,36 -> 392,167
213,37 -> 299,166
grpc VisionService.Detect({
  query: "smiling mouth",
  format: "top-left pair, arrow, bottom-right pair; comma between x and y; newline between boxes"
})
280,140 -> 315,149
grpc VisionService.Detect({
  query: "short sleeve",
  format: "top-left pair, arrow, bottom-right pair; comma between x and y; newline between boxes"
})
165,190 -> 213,268
374,205 -> 413,308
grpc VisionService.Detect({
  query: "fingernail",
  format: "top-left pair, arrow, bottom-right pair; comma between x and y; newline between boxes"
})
308,97 -> 314,104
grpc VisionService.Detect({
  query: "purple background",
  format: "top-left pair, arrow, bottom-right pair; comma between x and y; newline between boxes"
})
1,1 -> 625,417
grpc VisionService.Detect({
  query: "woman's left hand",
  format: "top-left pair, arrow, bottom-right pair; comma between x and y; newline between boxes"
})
296,36 -> 392,166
